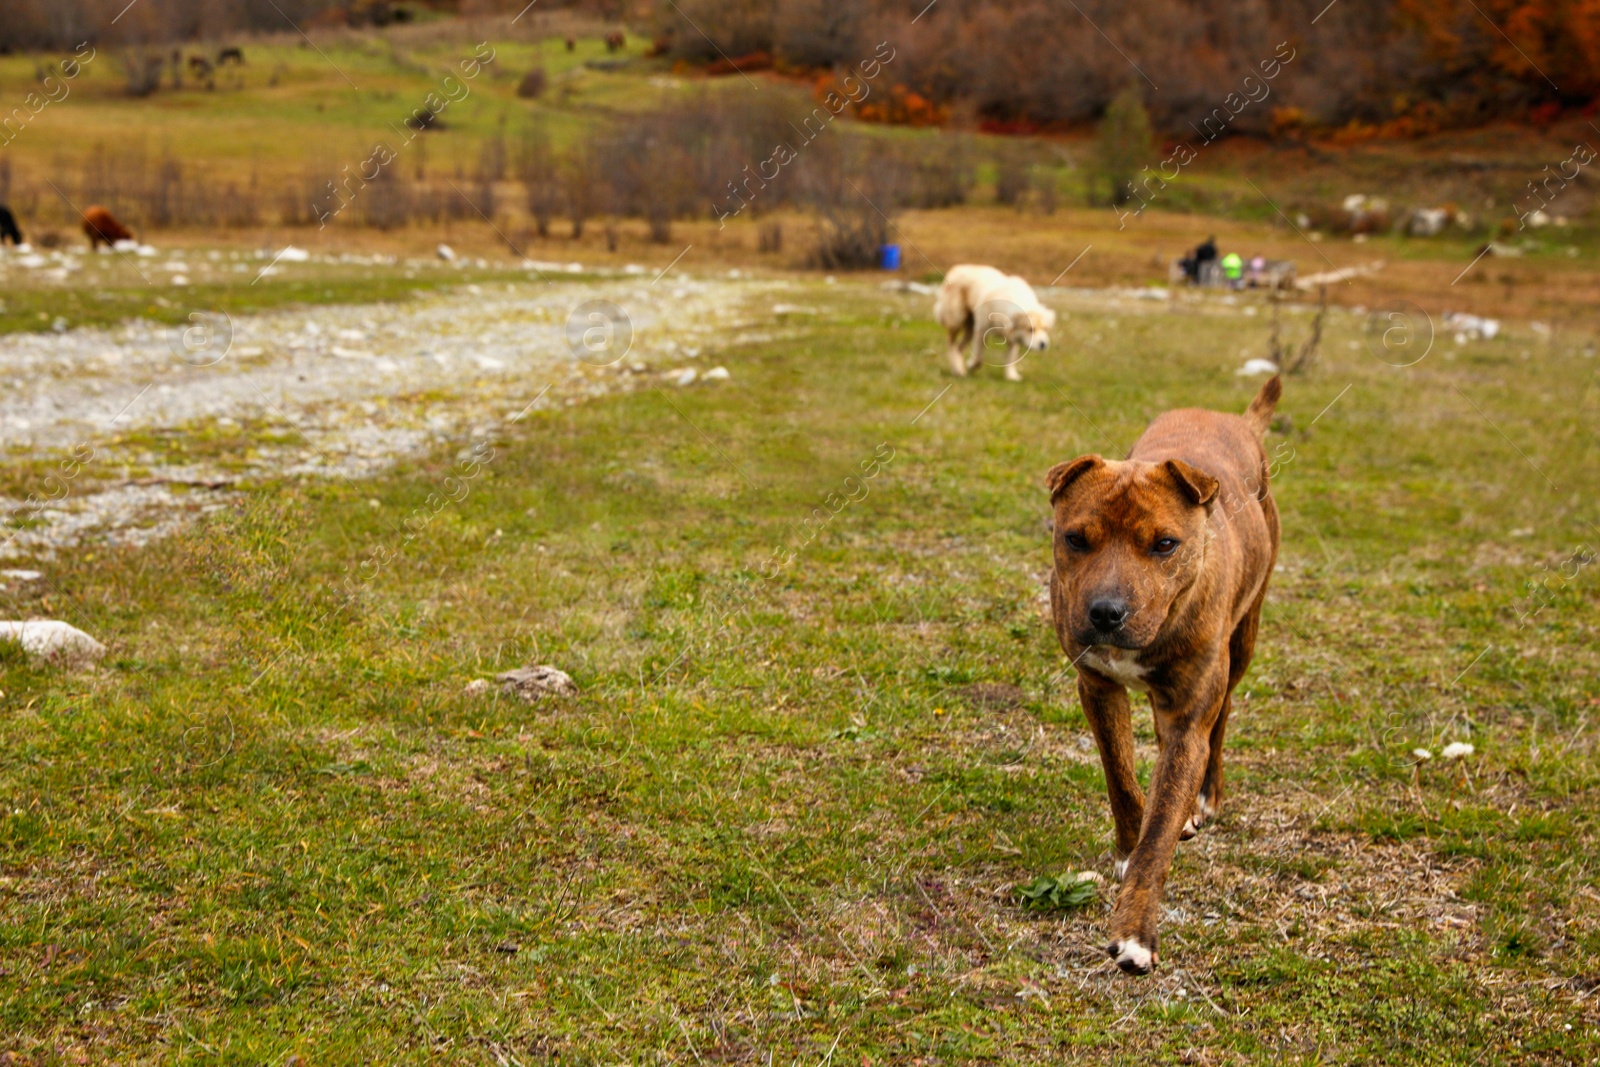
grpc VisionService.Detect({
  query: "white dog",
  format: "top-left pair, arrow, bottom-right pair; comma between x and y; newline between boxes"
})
933,264 -> 1057,381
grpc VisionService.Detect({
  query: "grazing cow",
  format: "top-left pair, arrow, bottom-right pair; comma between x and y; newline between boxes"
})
565,37 -> 576,52
217,47 -> 245,65
0,206 -> 23,245
604,31 -> 625,52
81,205 -> 133,250
188,55 -> 213,77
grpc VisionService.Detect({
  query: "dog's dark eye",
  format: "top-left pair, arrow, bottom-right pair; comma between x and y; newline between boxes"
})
1152,537 -> 1180,556
1063,531 -> 1090,552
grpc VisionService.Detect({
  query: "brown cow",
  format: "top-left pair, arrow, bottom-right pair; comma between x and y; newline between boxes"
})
82,205 -> 133,250
565,37 -> 576,52
604,31 -> 625,52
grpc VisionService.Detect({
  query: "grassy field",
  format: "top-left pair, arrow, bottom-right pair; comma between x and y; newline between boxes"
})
4,15 -> 1600,332
2,14 -> 1599,1062
2,260 -> 1598,1062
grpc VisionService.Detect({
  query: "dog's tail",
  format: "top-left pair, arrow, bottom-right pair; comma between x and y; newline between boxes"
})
1245,375 -> 1281,436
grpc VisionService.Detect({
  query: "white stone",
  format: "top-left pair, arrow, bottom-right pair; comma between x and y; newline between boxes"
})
495,665 -> 578,703
0,620 -> 106,666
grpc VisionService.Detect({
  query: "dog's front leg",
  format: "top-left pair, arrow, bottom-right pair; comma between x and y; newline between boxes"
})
947,321 -> 972,376
966,317 -> 986,373
1077,670 -> 1144,865
1106,677 -> 1225,975
1003,341 -> 1024,381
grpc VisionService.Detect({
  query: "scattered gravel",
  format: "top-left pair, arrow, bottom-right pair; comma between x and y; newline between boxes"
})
1,268 -> 791,560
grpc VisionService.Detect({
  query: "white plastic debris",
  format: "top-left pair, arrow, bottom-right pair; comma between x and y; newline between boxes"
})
1409,208 -> 1449,236
0,570 -> 43,582
670,367 -> 697,386
277,246 -> 311,263
436,244 -> 457,261
702,366 -> 730,381
1237,358 -> 1280,376
1443,312 -> 1498,340
1441,742 -> 1475,760
0,620 -> 106,666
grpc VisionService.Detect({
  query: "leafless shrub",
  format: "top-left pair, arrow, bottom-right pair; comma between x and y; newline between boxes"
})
516,125 -> 562,238
362,167 -> 413,230
563,149 -> 605,239
758,221 -> 782,252
478,116 -> 507,182
995,147 -> 1029,207
123,52 -> 164,98
280,168 -> 329,227
594,120 -> 696,243
1268,285 -> 1328,375
797,137 -> 898,270
215,179 -> 260,228
897,136 -> 973,209
516,68 -> 548,99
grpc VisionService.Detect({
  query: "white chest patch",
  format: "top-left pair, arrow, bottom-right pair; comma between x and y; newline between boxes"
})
1081,648 -> 1152,692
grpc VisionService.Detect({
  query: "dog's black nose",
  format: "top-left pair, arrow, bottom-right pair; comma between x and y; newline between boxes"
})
1088,598 -> 1129,631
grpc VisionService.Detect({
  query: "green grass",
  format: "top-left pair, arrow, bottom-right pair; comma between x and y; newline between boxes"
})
2,279 -> 1599,1062
0,256 -> 603,338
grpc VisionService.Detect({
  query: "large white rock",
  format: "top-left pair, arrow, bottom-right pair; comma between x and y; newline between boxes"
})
0,620 -> 107,666
494,665 -> 578,703
1237,358 -> 1281,376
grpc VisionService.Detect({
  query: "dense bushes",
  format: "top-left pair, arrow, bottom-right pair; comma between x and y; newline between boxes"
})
653,0 -> 1598,135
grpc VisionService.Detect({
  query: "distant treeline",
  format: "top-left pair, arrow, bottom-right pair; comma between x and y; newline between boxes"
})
1,1 -> 580,50
8,0 -> 1595,136
0,91 -> 1030,268
652,0 -> 1600,134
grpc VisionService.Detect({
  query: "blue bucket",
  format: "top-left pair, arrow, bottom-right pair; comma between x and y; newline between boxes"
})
879,244 -> 902,271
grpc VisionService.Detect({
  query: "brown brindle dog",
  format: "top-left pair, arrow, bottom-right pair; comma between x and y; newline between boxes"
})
1047,376 -> 1282,975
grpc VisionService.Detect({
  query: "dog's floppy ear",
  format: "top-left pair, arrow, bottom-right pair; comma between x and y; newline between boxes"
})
1046,454 -> 1103,501
1163,459 -> 1219,508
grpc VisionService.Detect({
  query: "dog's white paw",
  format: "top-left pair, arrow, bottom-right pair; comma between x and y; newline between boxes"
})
1113,857 -> 1129,881
1107,937 -> 1155,975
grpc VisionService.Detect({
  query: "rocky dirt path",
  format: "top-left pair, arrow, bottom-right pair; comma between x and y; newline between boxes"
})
1,272 -> 791,560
